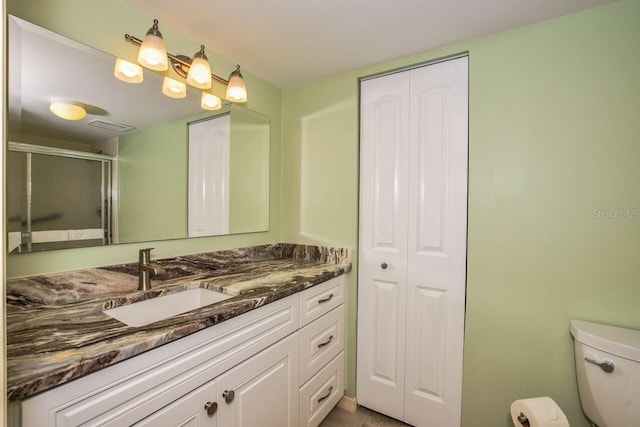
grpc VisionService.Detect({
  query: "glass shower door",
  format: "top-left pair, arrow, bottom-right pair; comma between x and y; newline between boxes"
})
7,144 -> 112,253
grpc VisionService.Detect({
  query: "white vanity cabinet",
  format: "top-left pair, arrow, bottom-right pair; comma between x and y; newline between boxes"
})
136,333 -> 299,427
215,333 -> 299,427
297,276 -> 346,427
20,295 -> 299,427
17,274 -> 347,427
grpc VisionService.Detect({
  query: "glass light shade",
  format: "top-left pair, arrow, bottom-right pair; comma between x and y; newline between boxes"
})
201,92 -> 222,110
114,58 -> 144,83
137,20 -> 168,71
186,46 -> 212,89
226,68 -> 247,103
49,100 -> 87,121
162,77 -> 187,99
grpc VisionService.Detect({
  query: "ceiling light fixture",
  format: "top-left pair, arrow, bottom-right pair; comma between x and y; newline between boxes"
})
120,18 -> 248,107
49,99 -> 87,121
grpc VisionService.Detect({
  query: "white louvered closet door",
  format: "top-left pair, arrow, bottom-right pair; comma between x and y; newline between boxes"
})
357,56 -> 468,427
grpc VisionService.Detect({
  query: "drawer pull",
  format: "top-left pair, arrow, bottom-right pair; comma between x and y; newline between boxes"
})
317,386 -> 334,403
204,401 -> 218,416
317,335 -> 334,348
318,294 -> 334,304
223,389 -> 235,403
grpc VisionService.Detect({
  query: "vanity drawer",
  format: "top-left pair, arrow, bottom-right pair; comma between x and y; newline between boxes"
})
299,305 -> 345,385
299,275 -> 345,327
300,352 -> 344,427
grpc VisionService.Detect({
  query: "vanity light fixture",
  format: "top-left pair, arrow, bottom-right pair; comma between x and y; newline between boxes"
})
186,45 -> 212,89
49,99 -> 87,121
114,58 -> 144,83
122,18 -> 248,104
201,92 -> 222,110
162,76 -> 187,99
137,19 -> 168,71
226,65 -> 248,103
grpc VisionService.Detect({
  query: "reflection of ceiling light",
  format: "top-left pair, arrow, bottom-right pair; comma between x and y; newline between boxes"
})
121,19 -> 249,108
162,76 -> 187,99
49,99 -> 87,121
201,92 -> 222,110
114,58 -> 143,83
226,65 -> 248,103
137,19 -> 168,71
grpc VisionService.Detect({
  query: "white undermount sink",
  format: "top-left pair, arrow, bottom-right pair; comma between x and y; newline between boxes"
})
104,288 -> 233,327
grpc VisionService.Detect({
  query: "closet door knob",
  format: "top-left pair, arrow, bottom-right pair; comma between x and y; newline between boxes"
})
381,262 -> 388,269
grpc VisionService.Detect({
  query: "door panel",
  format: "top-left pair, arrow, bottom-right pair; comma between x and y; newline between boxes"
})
216,333 -> 299,427
134,379 -> 217,427
188,115 -> 230,237
405,57 -> 468,427
357,71 -> 410,421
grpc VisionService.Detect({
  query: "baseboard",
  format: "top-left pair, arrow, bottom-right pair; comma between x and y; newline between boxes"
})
337,395 -> 358,413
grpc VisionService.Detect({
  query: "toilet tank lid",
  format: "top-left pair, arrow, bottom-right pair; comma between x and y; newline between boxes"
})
570,320 -> 640,362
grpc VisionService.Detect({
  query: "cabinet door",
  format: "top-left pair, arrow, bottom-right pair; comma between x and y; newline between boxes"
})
216,333 -> 299,427
134,379 -> 217,427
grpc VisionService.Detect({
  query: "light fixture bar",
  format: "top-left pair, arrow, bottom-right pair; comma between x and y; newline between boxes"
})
124,34 -> 229,85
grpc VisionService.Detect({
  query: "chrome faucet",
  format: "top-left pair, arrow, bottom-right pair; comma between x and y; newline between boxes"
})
138,248 -> 165,291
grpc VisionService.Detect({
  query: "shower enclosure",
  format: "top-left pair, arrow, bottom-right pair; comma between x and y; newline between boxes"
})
7,142 -> 113,253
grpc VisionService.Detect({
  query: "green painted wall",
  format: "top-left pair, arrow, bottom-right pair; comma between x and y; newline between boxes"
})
6,0 -> 282,277
117,120 -> 188,243
229,107 -> 270,233
281,1 -> 640,426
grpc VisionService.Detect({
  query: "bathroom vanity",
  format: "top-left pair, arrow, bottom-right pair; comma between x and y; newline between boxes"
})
6,244 -> 350,427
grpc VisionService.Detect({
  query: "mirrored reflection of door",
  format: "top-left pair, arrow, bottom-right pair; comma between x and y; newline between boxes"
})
188,114 -> 231,237
7,143 -> 112,253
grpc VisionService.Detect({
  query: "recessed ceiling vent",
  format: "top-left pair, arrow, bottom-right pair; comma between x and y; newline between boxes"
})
87,119 -> 136,132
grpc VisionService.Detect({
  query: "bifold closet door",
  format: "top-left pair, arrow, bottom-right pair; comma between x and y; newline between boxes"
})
357,71 -> 411,421
357,56 -> 468,427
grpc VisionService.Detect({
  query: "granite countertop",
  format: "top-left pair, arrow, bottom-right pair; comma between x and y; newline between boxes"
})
6,243 -> 351,402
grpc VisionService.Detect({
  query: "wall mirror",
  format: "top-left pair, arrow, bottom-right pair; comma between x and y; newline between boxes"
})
6,16 -> 270,254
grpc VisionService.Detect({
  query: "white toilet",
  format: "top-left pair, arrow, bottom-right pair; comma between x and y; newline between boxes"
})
570,320 -> 640,427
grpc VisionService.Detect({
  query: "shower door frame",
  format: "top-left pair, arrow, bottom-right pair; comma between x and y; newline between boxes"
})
8,142 -> 114,252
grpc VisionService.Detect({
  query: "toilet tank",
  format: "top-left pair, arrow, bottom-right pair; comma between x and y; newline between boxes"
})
570,320 -> 640,427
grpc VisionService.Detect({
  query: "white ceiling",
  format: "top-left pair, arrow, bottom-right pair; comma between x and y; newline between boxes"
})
124,0 -> 614,88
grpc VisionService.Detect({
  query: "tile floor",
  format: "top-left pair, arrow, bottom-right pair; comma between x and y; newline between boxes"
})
319,405 -> 411,427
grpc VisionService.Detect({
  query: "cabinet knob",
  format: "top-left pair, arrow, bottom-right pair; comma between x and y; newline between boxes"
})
223,389 -> 235,403
381,262 -> 388,269
204,401 -> 218,416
